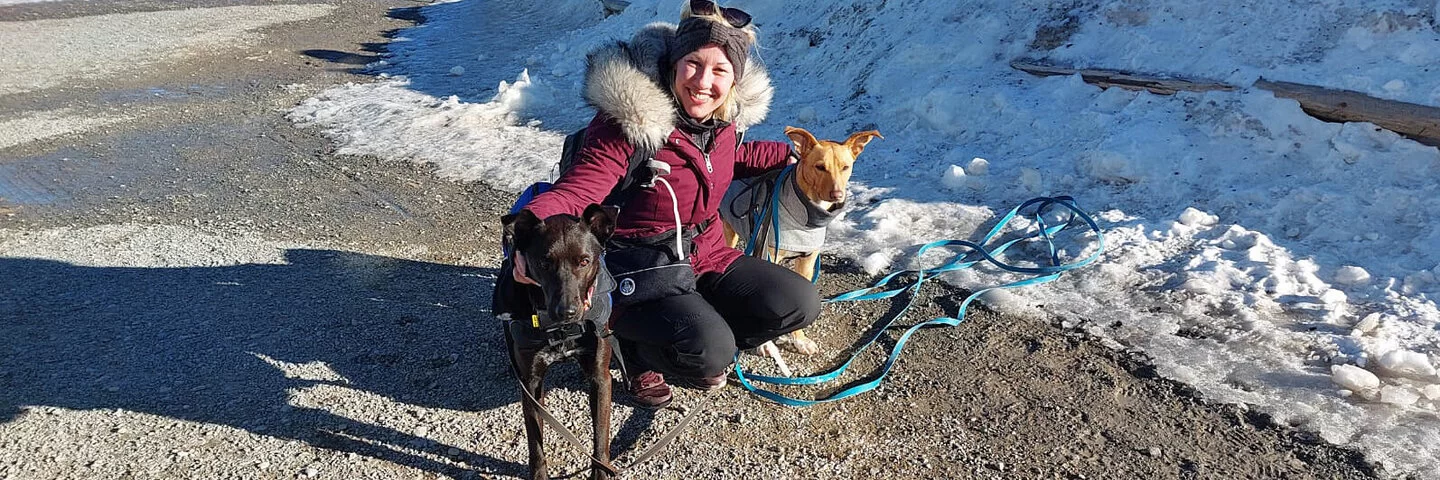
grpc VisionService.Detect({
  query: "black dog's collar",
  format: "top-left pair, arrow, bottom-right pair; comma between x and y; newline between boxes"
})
514,265 -> 617,348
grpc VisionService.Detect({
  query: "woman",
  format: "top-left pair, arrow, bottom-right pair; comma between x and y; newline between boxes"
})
516,0 -> 820,408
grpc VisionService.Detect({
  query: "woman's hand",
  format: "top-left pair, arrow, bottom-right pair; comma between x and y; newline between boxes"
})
512,252 -> 540,286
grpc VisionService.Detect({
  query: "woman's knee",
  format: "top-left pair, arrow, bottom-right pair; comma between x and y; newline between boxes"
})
616,294 -> 737,377
768,270 -> 820,330
794,285 -> 820,328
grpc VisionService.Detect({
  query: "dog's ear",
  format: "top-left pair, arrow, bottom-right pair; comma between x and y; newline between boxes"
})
503,209 -> 543,250
844,130 -> 883,157
784,126 -> 819,156
501,212 -> 518,254
582,204 -> 618,242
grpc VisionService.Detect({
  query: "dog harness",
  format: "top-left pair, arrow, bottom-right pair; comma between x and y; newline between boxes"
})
720,168 -> 845,254
508,263 -> 618,351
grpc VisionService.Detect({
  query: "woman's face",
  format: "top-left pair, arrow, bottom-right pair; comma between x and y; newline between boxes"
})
672,44 -> 735,120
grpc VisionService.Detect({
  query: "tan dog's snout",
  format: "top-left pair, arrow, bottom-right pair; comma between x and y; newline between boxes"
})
785,126 -> 883,206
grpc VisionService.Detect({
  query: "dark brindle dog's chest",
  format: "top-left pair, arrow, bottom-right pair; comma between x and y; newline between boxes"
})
497,263 -> 616,363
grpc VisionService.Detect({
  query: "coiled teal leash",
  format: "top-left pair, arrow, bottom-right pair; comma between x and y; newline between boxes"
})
734,196 -> 1105,407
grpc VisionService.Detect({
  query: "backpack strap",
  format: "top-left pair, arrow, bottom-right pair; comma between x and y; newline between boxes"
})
557,126 -> 660,208
603,143 -> 659,207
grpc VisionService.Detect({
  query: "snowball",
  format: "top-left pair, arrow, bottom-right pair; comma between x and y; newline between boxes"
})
1177,207 -> 1218,228
1319,289 -> 1347,305
1331,364 -> 1380,392
1333,266 -> 1371,286
1424,385 -> 1440,400
1383,79 -> 1406,93
941,165 -> 967,190
860,251 -> 891,275
1376,350 -> 1437,379
448,65 -> 465,76
1380,385 -> 1421,406
966,157 -> 990,175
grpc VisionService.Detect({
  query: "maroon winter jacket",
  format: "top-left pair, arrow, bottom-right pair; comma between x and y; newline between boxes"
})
526,115 -> 789,275
524,22 -> 788,275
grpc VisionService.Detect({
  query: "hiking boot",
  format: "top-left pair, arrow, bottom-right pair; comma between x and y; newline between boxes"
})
627,371 -> 672,409
672,373 -> 726,391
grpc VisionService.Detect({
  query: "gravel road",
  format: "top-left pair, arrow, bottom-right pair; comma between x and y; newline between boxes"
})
0,0 -> 1392,478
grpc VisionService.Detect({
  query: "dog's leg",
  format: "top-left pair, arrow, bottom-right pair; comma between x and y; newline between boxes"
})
580,339 -> 614,480
721,220 -> 741,249
781,252 -> 821,355
518,356 -> 551,480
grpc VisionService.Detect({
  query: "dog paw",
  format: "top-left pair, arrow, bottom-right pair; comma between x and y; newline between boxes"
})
778,333 -> 820,355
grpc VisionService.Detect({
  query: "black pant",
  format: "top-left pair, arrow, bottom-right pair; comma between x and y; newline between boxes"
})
611,255 -> 820,379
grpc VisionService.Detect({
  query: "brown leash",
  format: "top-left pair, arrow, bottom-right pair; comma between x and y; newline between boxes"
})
506,330 -> 704,476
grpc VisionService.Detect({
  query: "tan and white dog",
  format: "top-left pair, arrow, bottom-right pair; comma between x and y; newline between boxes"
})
721,126 -> 881,374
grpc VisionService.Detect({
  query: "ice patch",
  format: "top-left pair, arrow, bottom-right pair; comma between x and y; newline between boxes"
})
1376,350 -> 1437,379
1331,364 -> 1380,393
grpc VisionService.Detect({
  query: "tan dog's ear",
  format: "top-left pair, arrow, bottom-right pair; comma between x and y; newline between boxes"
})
844,130 -> 883,157
784,126 -> 819,155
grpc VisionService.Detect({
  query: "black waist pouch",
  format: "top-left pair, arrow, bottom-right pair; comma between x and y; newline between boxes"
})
605,227 -> 699,308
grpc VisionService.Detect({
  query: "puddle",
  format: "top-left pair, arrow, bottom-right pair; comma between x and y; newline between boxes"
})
0,151 -> 99,207
0,161 -> 68,206
100,84 -> 230,104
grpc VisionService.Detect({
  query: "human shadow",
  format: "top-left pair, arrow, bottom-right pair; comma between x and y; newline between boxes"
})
298,6 -> 425,74
302,49 -> 383,66
0,249 -> 528,477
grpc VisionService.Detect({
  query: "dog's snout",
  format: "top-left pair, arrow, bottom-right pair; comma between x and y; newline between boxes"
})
829,190 -> 845,202
561,306 -> 579,320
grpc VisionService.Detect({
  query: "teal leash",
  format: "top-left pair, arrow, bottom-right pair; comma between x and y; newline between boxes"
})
734,196 -> 1104,407
742,163 -> 822,284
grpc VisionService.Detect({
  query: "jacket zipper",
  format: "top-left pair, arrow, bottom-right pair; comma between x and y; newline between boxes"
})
678,134 -> 714,174
675,133 -> 716,224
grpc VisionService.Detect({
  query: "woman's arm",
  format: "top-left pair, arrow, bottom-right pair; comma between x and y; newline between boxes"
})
524,116 -> 633,219
733,139 -> 793,179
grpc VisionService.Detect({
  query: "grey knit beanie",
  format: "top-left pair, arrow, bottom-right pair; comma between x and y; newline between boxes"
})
668,17 -> 750,80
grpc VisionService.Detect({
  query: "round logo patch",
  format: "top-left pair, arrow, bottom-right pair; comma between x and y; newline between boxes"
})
618,278 -> 636,296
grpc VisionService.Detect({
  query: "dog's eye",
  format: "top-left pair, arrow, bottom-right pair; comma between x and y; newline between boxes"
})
815,165 -> 827,172
578,257 -> 591,268
842,165 -> 851,172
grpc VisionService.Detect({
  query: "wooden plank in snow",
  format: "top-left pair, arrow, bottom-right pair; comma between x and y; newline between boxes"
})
1255,79 -> 1440,147
1009,61 -> 1235,95
1011,61 -> 1440,147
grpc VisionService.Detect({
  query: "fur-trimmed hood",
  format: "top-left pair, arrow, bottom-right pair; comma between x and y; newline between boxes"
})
583,22 -> 774,153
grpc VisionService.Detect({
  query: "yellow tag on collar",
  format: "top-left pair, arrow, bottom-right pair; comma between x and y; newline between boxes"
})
531,314 -> 540,328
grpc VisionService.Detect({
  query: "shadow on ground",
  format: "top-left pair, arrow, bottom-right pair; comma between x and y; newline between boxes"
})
0,249 -> 526,476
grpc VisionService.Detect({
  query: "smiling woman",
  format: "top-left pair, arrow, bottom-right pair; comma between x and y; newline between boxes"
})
518,0 -> 819,410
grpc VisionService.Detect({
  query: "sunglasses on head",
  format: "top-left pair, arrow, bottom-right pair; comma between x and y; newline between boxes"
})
690,0 -> 752,28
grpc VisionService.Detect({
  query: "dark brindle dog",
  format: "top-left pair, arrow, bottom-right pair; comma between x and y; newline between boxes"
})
496,205 -> 619,480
